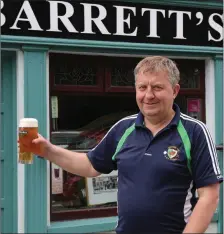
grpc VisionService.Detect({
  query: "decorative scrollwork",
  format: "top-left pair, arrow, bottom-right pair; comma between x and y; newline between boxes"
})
111,68 -> 135,87
54,66 -> 97,86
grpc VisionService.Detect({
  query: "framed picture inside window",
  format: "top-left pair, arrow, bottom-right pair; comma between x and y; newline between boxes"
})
51,163 -> 63,195
85,171 -> 118,206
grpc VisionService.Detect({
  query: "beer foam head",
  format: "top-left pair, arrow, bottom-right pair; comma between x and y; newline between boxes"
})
19,118 -> 38,127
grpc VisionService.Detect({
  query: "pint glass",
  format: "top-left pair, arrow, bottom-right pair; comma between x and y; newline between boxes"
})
18,118 -> 38,164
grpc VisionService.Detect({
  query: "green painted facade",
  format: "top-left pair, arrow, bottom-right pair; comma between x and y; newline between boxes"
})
23,47 -> 48,233
1,0 -> 223,233
1,51 -> 18,233
214,56 -> 223,233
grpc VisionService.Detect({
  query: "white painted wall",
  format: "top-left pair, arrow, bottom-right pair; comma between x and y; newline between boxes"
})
206,222 -> 218,233
16,50 -> 25,233
46,52 -> 51,226
204,58 -> 219,232
205,59 -> 215,139
201,59 -> 218,233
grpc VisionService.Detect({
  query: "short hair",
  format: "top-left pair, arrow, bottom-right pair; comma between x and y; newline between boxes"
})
134,56 -> 180,86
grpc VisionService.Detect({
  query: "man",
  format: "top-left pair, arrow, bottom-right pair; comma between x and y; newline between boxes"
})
20,56 -> 223,233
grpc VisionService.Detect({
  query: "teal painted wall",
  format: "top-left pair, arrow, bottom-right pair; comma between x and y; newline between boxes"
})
214,56 -> 223,233
23,47 -> 48,233
1,51 -> 18,233
1,36 -> 223,56
214,56 -> 223,144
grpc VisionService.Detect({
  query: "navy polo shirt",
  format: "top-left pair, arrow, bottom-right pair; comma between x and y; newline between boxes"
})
87,104 -> 223,234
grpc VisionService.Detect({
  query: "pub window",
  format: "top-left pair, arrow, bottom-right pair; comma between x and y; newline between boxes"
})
49,53 -> 205,221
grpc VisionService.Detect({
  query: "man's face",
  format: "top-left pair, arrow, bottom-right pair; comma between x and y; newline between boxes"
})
135,71 -> 180,119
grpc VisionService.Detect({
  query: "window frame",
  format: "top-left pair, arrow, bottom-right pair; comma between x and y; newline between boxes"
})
49,53 -> 206,222
49,54 -> 104,93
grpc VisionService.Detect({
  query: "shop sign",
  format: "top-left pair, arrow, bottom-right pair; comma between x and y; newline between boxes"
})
1,0 -> 223,47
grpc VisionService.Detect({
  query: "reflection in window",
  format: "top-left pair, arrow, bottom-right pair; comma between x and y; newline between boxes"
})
52,112 -> 134,150
179,68 -> 200,89
176,60 -> 203,89
50,95 -> 137,218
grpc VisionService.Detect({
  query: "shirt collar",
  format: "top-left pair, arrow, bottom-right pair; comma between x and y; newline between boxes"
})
135,103 -> 180,128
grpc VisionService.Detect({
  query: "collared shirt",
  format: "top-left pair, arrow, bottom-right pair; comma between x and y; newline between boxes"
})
87,103 -> 223,233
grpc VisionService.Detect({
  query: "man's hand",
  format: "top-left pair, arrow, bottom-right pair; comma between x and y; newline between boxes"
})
183,183 -> 220,233
19,133 -> 53,158
18,133 -> 101,178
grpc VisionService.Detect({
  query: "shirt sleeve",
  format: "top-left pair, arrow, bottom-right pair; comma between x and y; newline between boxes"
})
191,122 -> 223,188
87,123 -> 120,174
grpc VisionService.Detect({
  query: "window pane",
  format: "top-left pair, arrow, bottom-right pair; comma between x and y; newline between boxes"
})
108,58 -> 204,89
175,60 -> 204,89
111,67 -> 135,87
50,95 -> 138,218
54,66 -> 98,86
50,54 -> 100,87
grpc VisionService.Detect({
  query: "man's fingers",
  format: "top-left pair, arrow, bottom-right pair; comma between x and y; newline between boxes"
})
32,133 -> 43,143
32,138 -> 41,144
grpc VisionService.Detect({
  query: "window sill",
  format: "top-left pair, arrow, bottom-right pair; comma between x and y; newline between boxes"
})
47,216 -> 117,233
51,206 -> 117,221
47,212 -> 218,233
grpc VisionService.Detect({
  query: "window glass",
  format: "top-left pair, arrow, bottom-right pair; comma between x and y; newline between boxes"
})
49,54 -> 205,221
176,60 -> 202,89
50,95 -> 138,220
54,66 -> 98,86
111,67 -> 135,87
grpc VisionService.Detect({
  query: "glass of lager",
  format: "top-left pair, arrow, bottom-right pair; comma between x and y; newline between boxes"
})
18,118 -> 38,164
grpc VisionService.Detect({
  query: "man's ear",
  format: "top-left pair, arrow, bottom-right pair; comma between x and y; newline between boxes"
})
173,84 -> 180,99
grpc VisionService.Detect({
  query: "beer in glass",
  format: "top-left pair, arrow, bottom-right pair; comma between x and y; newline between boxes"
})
18,118 -> 38,164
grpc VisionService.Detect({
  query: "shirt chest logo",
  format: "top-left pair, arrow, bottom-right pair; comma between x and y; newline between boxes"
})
164,146 -> 180,161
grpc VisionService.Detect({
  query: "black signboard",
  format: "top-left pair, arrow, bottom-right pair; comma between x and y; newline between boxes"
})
1,0 -> 223,47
